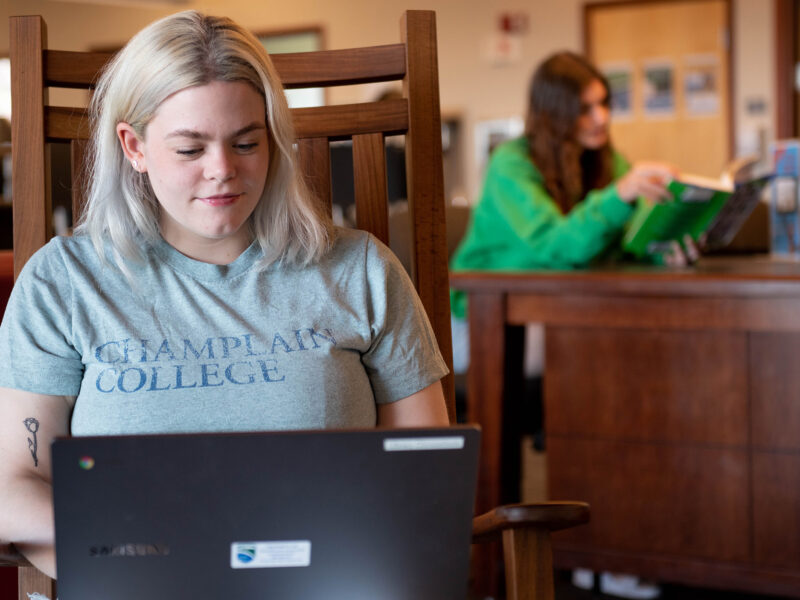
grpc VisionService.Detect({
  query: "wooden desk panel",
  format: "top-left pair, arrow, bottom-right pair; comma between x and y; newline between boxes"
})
546,327 -> 748,445
753,453 -> 800,569
548,438 -> 750,562
750,332 -> 800,452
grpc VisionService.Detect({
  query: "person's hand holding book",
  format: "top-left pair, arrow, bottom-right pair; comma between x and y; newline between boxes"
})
616,161 -> 679,204
661,233 -> 703,267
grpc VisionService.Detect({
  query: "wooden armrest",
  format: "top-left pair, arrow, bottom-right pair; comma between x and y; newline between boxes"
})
472,503 -> 590,600
471,501 -> 590,543
0,542 -> 32,567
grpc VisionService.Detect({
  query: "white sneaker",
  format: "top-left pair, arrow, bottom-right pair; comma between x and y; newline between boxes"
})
599,572 -> 661,599
572,568 -> 595,590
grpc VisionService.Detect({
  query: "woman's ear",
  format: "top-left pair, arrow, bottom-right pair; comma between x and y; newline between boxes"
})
116,122 -> 147,173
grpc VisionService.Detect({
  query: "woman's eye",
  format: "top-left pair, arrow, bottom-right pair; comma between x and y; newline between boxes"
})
176,148 -> 201,157
235,142 -> 258,152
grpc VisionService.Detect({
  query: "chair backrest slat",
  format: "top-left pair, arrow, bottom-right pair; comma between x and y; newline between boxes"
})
45,100 -> 410,144
272,44 -> 406,88
353,132 -> 389,246
46,106 -> 91,141
401,11 -> 452,389
43,44 -> 406,90
10,16 -> 51,277
292,99 -> 408,139
45,49 -> 113,88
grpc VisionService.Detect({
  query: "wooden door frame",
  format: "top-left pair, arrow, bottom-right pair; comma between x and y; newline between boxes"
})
583,0 -> 735,161
775,0 -> 797,138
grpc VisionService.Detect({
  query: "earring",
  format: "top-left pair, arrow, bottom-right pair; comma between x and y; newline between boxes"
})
132,160 -> 138,170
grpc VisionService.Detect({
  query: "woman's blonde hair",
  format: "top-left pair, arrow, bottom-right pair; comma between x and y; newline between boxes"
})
76,10 -> 334,269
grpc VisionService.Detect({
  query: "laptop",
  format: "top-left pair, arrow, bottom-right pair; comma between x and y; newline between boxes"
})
703,174 -> 772,251
52,426 -> 480,600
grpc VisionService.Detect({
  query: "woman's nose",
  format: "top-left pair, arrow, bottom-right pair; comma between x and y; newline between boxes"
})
593,104 -> 610,126
205,149 -> 236,183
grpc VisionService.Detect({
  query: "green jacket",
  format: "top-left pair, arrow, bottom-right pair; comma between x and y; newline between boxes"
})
450,136 -> 632,319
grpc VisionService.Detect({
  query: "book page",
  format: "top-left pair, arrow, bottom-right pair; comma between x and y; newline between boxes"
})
676,172 -> 731,192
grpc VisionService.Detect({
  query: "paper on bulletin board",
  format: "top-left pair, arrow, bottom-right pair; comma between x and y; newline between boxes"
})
642,59 -> 675,117
683,53 -> 721,117
601,61 -> 633,120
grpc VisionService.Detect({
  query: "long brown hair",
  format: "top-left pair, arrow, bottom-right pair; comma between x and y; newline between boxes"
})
524,51 -> 614,213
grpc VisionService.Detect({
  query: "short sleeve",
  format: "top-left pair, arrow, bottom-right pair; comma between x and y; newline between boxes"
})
0,240 -> 83,395
359,235 -> 449,404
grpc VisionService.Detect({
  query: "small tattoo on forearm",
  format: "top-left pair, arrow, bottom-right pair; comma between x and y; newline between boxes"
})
23,417 -> 40,467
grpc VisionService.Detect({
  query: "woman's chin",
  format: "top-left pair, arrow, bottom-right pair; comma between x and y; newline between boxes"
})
580,135 -> 609,150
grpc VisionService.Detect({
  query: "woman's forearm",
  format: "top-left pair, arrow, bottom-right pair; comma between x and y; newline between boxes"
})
0,474 -> 56,578
0,389 -> 72,580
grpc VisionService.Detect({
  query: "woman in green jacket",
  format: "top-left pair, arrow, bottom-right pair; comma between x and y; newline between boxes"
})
451,51 -> 670,599
450,51 -> 678,320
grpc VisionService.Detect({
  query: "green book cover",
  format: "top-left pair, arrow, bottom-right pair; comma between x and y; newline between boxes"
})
622,177 -> 732,258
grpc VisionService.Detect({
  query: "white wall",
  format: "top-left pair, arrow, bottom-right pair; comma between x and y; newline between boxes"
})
734,0 -> 776,159
1,0 -> 777,201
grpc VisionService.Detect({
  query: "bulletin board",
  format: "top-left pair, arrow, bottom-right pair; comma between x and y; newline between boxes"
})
584,0 -> 733,178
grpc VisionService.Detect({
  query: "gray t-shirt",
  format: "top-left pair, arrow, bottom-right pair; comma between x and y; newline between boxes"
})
0,228 -> 448,436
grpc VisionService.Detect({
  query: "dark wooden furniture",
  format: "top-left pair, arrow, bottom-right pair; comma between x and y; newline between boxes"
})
0,250 -> 12,313
8,11 -> 587,600
451,256 -> 800,598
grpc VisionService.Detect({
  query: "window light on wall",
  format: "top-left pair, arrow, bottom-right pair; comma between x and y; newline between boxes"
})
0,58 -> 10,120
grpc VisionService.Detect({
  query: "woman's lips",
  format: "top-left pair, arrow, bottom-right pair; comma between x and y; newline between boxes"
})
198,193 -> 241,206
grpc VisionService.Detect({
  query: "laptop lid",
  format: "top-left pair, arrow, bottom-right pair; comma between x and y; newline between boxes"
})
52,426 -> 480,600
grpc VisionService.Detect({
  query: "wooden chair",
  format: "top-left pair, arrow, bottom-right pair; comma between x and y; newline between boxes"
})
4,11 -> 589,600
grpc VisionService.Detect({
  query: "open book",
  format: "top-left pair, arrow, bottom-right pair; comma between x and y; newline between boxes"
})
622,168 -> 771,258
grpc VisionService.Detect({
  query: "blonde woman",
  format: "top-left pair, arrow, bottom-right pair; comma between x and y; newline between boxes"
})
0,11 -> 448,579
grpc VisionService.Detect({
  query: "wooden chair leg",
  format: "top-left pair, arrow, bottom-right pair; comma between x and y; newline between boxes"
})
472,502 -> 589,600
502,528 -> 554,600
18,566 -> 55,600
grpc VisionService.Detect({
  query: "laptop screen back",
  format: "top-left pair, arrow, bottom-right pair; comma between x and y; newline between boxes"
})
52,426 -> 479,600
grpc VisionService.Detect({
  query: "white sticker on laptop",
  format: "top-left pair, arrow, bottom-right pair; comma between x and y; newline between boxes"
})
383,436 -> 465,451
230,540 -> 311,569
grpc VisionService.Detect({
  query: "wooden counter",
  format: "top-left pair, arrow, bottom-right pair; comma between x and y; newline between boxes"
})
451,255 -> 800,598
